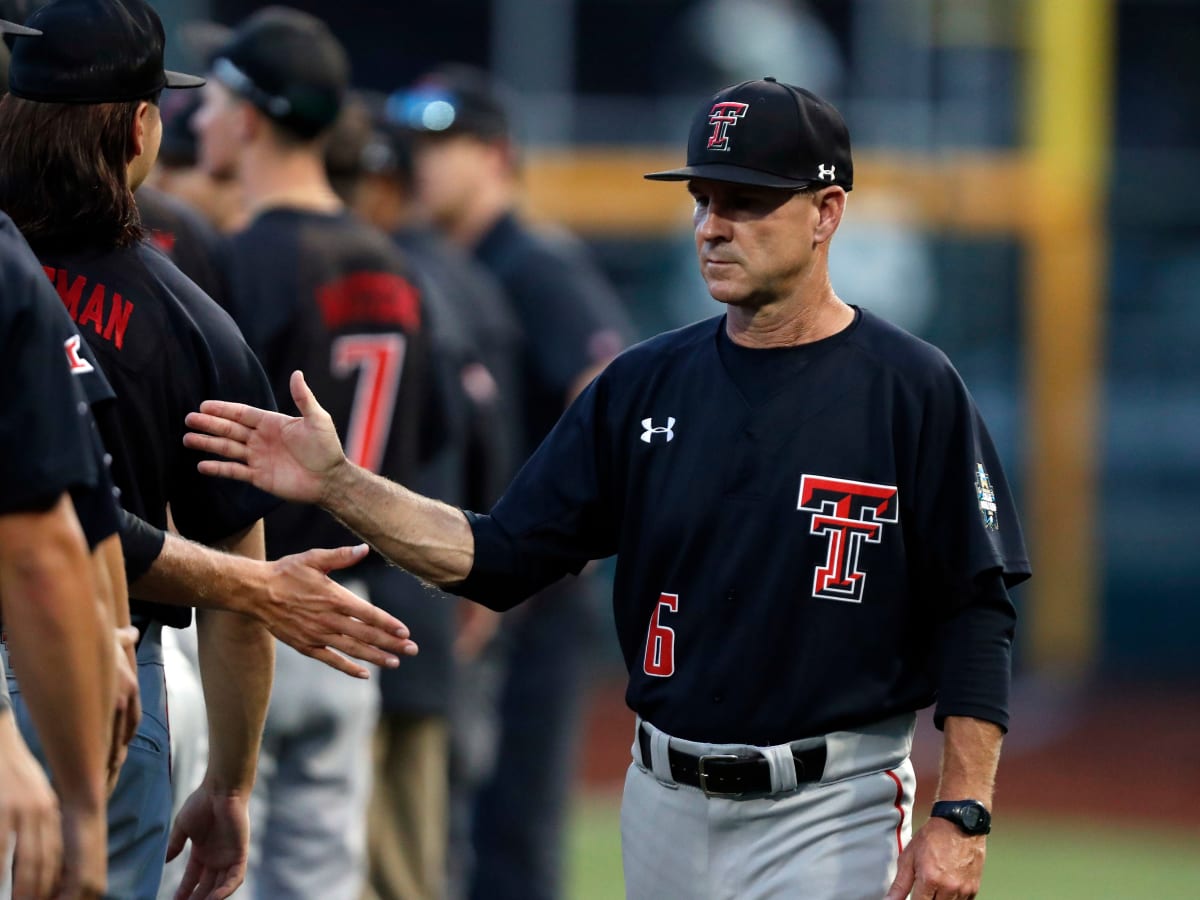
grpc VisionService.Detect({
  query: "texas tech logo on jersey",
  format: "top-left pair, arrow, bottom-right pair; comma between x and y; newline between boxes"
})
707,101 -> 750,151
63,334 -> 94,375
797,475 -> 899,603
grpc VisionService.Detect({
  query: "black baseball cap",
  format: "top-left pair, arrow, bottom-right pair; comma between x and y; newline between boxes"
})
211,7 -> 348,140
387,64 -> 511,140
645,77 -> 853,191
6,0 -> 204,104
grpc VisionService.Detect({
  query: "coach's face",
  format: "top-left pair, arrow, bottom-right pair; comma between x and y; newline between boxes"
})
192,80 -> 244,180
689,178 -> 844,308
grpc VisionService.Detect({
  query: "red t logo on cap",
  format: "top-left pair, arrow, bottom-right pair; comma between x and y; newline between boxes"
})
707,101 -> 750,151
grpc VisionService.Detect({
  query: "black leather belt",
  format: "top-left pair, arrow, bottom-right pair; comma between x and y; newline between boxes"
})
638,725 -> 827,798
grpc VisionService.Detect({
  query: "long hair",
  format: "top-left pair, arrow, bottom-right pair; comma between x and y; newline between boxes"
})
0,94 -> 146,254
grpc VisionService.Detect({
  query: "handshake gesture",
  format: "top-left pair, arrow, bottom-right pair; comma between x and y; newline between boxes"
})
186,370 -> 348,508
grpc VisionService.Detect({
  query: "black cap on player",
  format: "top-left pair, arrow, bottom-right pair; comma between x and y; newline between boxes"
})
387,64 -> 512,140
211,7 -> 348,140
6,0 -> 205,104
645,77 -> 853,192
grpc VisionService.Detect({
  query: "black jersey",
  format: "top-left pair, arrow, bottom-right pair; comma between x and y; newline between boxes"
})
0,214 -> 98,517
226,208 -> 436,558
473,212 -> 630,456
395,224 -> 522,507
137,184 -> 232,311
38,239 -> 280,627
452,309 -> 1031,745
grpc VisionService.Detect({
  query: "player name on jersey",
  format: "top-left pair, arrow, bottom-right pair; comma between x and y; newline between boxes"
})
42,265 -> 134,350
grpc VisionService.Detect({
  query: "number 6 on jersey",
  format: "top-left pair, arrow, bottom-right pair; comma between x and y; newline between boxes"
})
643,592 -> 679,677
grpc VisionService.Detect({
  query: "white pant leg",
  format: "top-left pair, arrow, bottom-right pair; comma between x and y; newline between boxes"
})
244,577 -> 380,900
156,624 -> 209,900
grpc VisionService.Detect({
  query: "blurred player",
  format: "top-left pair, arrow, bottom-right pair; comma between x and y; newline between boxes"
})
393,64 -> 632,900
327,96 -> 522,900
0,1 -> 278,895
192,11 -> 440,898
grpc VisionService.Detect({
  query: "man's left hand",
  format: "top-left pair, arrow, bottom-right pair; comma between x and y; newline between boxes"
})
165,783 -> 250,900
885,817 -> 987,900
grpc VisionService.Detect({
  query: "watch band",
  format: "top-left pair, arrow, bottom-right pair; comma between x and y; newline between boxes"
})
930,799 -> 992,836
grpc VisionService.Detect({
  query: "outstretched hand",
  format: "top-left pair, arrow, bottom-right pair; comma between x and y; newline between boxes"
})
184,370 -> 345,506
258,543 -> 419,678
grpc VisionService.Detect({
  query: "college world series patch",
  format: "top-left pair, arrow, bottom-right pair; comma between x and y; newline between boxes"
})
976,463 -> 999,531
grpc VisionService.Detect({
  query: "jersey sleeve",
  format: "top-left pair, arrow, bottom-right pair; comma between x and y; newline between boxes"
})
118,507 -> 166,584
0,261 -> 98,515
911,365 -> 1032,599
169,305 -> 282,545
447,372 -> 621,610
910,364 -> 1029,731
68,416 -> 122,549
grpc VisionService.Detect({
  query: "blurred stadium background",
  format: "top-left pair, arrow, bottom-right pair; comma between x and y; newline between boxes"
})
155,0 -> 1197,895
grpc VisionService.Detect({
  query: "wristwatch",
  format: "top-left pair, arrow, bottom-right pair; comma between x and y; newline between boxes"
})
930,799 -> 992,836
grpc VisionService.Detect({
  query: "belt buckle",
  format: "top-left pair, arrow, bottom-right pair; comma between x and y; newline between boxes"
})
697,753 -> 743,798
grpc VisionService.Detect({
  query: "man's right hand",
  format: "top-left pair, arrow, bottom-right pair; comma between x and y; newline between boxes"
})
184,370 -> 347,507
0,711 -> 62,899
107,626 -> 141,796
250,543 -> 419,679
55,805 -> 107,900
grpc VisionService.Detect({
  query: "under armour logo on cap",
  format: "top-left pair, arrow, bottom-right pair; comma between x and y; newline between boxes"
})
817,164 -> 836,181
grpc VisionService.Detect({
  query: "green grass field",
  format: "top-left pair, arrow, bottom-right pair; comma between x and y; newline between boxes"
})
567,795 -> 1200,899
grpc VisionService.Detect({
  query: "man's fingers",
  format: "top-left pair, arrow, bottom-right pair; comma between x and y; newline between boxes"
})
211,865 -> 245,900
302,543 -> 370,575
184,411 -> 256,444
195,399 -> 263,428
173,850 -> 205,900
885,853 -> 917,900
290,370 -> 323,419
189,867 -> 219,900
164,820 -> 187,863
196,459 -> 257,483
323,632 -> 404,670
304,645 -> 371,679
12,808 -> 55,900
328,615 -> 416,658
184,432 -> 249,462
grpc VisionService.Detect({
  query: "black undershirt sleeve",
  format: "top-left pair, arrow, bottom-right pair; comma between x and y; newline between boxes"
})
118,507 -> 166,584
933,568 -> 1017,732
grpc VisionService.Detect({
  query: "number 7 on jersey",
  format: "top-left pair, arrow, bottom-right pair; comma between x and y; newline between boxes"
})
331,333 -> 407,473
643,592 -> 679,677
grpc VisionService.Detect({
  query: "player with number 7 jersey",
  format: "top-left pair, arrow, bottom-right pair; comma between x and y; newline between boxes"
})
224,209 -> 440,562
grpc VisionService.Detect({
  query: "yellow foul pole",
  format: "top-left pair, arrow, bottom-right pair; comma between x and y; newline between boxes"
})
1024,0 -> 1113,675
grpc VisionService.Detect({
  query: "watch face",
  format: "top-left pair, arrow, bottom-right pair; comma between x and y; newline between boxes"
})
961,807 -> 982,829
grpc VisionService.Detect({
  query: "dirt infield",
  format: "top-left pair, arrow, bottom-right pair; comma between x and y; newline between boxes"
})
577,676 -> 1200,830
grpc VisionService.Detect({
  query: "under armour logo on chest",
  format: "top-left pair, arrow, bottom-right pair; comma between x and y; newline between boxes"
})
641,417 -> 676,443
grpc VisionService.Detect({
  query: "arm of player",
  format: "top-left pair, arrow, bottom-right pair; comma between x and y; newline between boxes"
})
165,519 -> 272,900
131,529 -> 417,678
92,532 -> 142,796
0,704 -> 62,900
885,715 -> 1002,900
0,494 -> 112,898
185,369 -> 475,587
